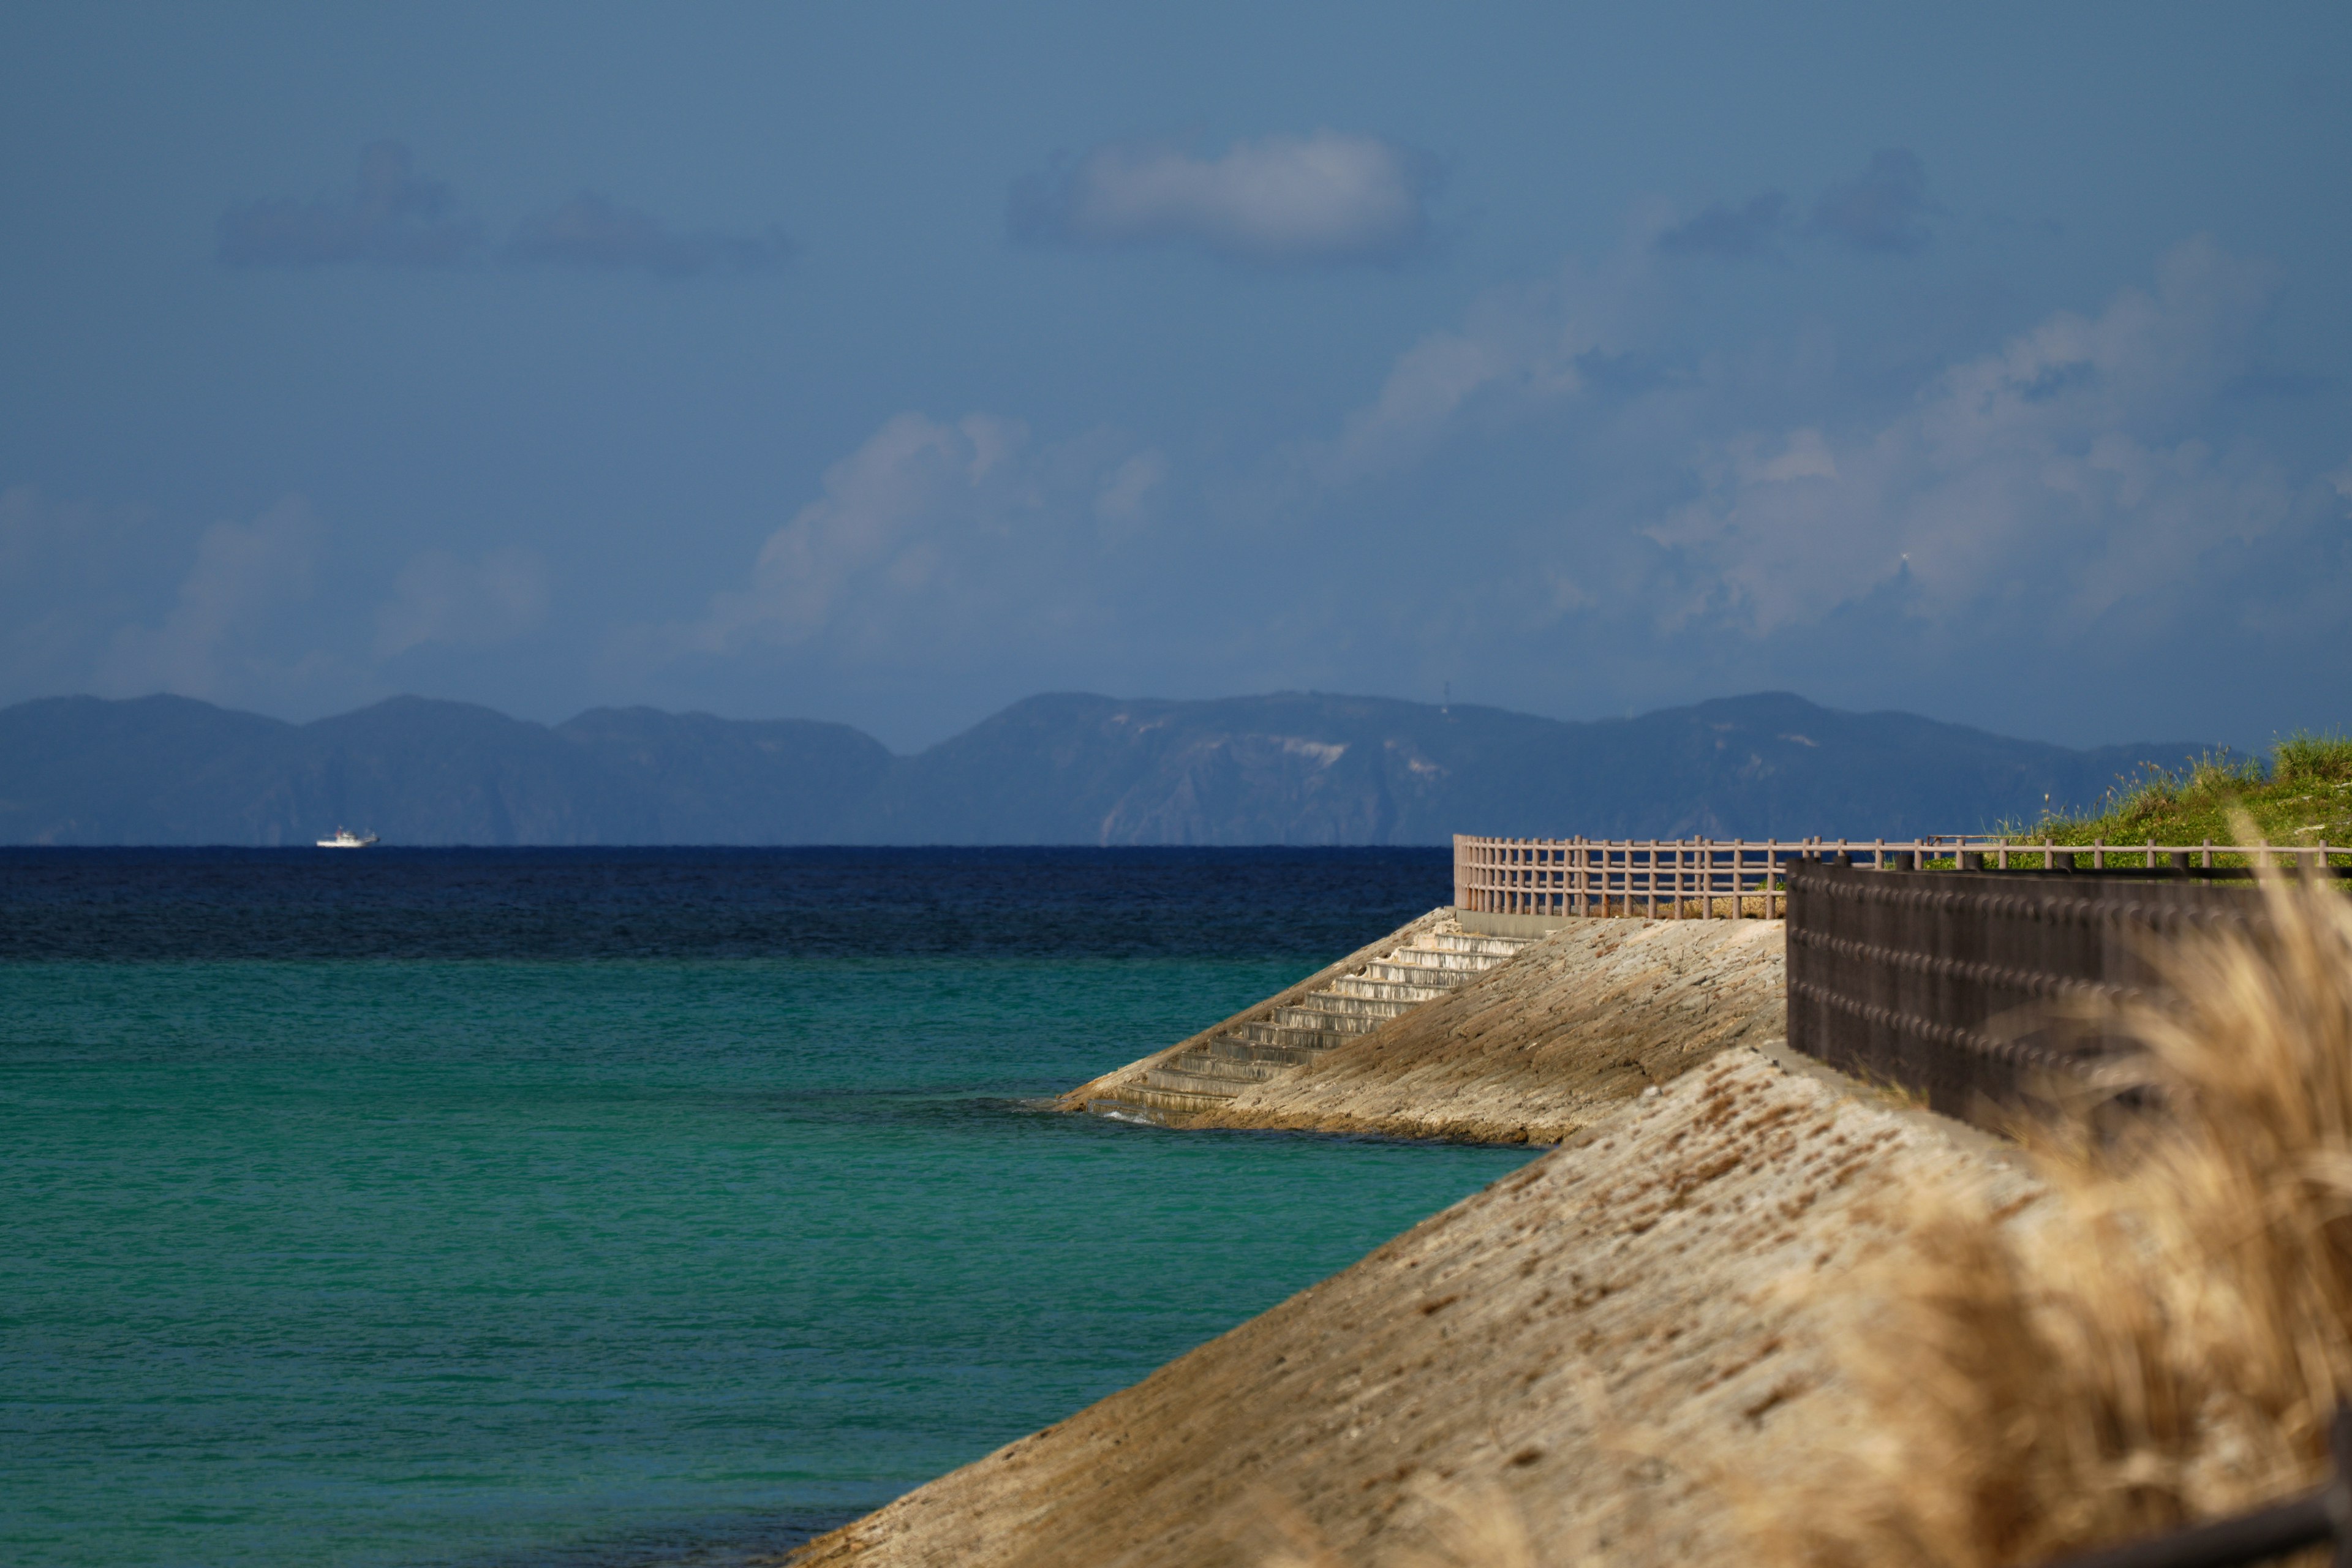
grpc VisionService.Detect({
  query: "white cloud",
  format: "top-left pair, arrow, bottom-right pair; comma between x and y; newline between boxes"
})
374,546 -> 549,658
0,488 -> 568,716
694,413 -> 1020,650
97,497 -> 325,701
0,487 -> 160,693
1312,262 -> 1653,481
1645,239 -> 2298,633
1011,130 -> 1437,266
1256,225 -> 2351,744
684,413 -> 1159,662
1328,328 -> 1564,480
1093,450 -> 1166,533
1746,428 -> 1838,484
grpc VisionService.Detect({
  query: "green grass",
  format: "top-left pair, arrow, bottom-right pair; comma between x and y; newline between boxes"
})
1991,731 -> 2352,869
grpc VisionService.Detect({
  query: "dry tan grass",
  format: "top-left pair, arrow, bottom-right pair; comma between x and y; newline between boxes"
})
1222,869 -> 2352,1568
1747,867 -> 2352,1568
805,869 -> 2350,1568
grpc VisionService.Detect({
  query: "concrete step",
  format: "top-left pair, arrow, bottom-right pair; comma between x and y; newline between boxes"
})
1329,975 -> 1451,1003
1099,1085 -> 1232,1115
1361,959 -> 1479,986
1166,1050 -> 1283,1084
1415,932 -> 1531,958
1378,946 -> 1515,975
1289,1001 -> 1411,1025
1205,1034 -> 1325,1068
1271,1001 -> 1395,1031
1279,1006 -> 1382,1030
1141,1066 -> 1247,1099
1093,922 -> 1536,1124
1235,1019 -> 1361,1054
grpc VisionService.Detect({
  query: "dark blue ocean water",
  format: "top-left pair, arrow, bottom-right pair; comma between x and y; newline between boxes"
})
0,850 -> 1533,1568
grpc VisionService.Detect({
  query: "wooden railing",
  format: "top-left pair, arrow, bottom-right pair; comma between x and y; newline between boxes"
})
1452,835 -> 2351,922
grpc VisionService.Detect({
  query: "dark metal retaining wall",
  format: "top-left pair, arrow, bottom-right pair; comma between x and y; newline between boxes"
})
1786,864 -> 2352,1568
1783,861 -> 2296,1128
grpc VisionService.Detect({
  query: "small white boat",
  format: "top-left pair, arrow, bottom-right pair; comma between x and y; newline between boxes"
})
317,829 -> 380,849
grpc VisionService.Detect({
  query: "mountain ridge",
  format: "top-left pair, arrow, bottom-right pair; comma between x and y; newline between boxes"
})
0,688 -> 2211,846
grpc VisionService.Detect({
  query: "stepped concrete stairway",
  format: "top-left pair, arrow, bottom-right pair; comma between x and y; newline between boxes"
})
1089,921 -> 1534,1119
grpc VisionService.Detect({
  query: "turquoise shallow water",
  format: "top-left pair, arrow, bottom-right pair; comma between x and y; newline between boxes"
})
2,946 -> 1532,1567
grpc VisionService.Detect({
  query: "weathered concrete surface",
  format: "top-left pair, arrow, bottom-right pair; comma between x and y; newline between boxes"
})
1058,908 -> 1455,1115
1065,916 -> 1786,1145
1071,915 -> 1532,1121
784,1048 -> 2024,1568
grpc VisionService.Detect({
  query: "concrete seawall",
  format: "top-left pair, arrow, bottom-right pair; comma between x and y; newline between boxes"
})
1062,910 -> 1786,1145
788,1046 -> 2022,1568
776,908 -> 2019,1566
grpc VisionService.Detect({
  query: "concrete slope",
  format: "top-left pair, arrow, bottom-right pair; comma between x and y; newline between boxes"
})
1057,908 -> 1458,1117
1066,915 -> 1784,1146
1071,913 -> 1532,1120
1204,918 -> 1785,1144
783,1048 -> 2025,1568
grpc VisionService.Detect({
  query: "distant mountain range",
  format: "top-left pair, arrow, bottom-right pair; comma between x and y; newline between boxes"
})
0,690 -> 2209,846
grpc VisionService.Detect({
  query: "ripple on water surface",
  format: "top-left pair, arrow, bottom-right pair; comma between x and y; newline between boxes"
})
0,850 -> 1534,1568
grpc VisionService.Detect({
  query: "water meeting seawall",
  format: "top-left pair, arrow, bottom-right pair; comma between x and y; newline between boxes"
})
1059,908 -> 1789,1145
785,958 -> 2021,1568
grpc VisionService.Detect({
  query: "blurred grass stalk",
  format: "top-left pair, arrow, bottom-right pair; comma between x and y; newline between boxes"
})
1750,853 -> 2352,1567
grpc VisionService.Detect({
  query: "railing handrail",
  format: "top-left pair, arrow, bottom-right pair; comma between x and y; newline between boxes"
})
1452,834 -> 2348,922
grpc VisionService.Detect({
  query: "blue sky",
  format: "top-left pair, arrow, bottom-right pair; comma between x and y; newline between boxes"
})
2,2 -> 2346,751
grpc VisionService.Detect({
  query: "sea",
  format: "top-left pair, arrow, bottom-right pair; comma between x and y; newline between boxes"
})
0,848 -> 1536,1568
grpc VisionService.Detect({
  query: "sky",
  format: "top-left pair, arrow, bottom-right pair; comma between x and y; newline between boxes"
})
2,2 -> 2347,753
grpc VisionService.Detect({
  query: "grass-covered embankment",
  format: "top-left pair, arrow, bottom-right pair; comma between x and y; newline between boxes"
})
1995,731 -> 2352,866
